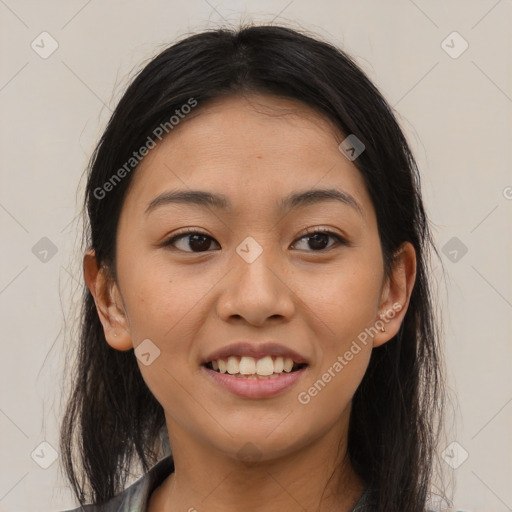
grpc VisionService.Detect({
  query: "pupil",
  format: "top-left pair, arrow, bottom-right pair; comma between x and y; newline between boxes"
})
190,234 -> 210,252
309,233 -> 328,250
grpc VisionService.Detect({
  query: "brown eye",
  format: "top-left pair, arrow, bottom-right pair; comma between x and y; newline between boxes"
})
292,229 -> 347,251
163,231 -> 220,252
162,228 -> 347,253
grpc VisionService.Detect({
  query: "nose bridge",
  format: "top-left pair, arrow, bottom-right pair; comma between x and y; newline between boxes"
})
217,235 -> 294,324
235,234 -> 283,294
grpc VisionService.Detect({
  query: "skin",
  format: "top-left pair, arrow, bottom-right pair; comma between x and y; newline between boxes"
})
84,93 -> 416,512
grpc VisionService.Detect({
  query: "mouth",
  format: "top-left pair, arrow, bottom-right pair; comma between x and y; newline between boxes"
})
202,355 -> 308,379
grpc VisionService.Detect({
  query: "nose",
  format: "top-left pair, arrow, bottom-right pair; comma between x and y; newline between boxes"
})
215,243 -> 295,327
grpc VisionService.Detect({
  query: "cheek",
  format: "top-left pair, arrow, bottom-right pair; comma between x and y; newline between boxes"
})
122,264 -> 207,415
297,253 -> 383,340
118,254 -> 209,342
297,349 -> 370,429
295,261 -> 377,415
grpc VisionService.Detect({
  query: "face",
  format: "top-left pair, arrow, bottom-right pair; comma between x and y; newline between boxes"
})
88,93 -> 414,463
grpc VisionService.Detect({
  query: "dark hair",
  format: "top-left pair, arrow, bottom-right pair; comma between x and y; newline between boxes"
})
60,23 -> 446,511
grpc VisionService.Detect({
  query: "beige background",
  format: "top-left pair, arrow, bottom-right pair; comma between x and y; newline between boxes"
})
0,1 -> 511,511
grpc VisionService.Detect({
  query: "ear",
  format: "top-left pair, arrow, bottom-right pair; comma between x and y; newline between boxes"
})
372,241 -> 417,348
83,249 -> 133,351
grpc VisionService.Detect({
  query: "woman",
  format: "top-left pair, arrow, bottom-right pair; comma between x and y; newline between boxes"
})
60,24 -> 446,512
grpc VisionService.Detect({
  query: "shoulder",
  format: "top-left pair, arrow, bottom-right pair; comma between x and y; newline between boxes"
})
352,485 -> 373,511
351,487 -> 449,512
60,456 -> 175,512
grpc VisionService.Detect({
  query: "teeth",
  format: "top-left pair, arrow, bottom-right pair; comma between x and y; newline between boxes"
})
256,356 -> 274,376
226,356 -> 239,375
207,355 -> 302,376
239,356 -> 256,375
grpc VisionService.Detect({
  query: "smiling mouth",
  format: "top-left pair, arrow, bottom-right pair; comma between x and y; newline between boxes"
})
202,355 -> 308,379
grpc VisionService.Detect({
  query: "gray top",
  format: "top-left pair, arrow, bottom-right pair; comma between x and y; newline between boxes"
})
62,455 -> 372,511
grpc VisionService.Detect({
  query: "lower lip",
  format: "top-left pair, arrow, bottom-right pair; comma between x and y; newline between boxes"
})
201,366 -> 308,399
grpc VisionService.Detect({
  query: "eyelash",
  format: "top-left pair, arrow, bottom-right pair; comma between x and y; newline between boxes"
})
161,227 -> 349,253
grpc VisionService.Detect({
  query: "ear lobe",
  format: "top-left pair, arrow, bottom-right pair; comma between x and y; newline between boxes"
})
373,242 -> 417,348
83,250 -> 133,351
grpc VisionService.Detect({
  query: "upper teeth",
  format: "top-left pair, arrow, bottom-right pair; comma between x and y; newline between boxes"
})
211,356 -> 296,375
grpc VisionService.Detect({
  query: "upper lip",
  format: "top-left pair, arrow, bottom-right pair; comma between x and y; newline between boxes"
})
202,341 -> 309,365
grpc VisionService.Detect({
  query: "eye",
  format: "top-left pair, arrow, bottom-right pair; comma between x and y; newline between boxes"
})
162,230 -> 220,253
292,228 -> 348,251
162,227 -> 348,253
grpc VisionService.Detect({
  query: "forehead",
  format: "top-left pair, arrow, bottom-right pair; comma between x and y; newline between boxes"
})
123,93 -> 373,220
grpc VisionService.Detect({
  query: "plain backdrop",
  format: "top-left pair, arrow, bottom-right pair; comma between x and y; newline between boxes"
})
0,1 -> 511,511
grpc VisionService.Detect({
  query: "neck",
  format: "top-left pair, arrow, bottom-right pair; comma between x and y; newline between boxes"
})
150,416 -> 365,512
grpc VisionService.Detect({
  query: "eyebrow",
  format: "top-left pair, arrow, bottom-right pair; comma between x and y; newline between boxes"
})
145,187 -> 363,217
